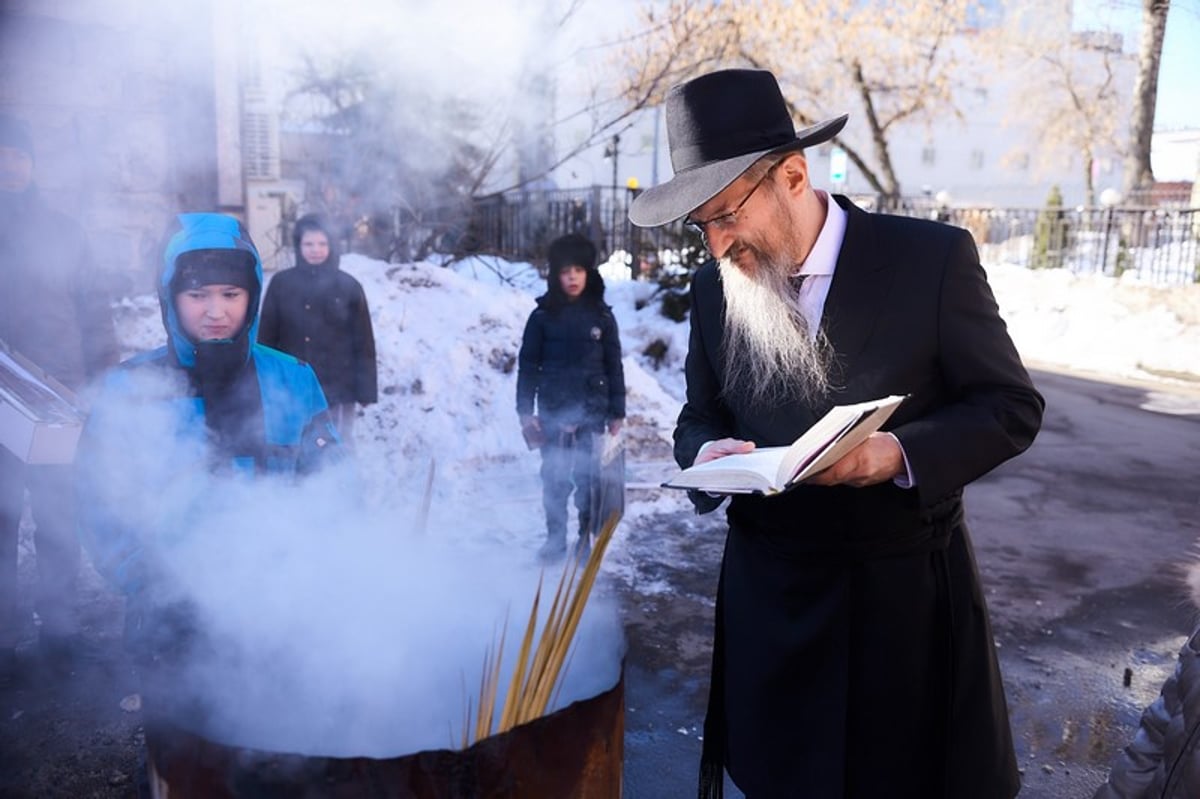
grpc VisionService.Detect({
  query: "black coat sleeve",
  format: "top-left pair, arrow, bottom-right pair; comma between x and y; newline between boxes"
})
258,276 -> 282,350
673,264 -> 735,468
673,264 -> 735,515
515,309 -> 543,417
350,279 -> 377,404
602,310 -> 625,420
888,229 -> 1044,502
72,237 -> 119,379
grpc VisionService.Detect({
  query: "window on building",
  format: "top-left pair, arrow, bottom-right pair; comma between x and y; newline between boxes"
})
921,146 -> 936,166
970,150 -> 985,170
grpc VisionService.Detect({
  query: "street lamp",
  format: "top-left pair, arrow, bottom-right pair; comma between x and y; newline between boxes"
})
934,190 -> 951,222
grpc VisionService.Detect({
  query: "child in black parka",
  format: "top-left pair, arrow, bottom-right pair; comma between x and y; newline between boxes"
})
516,234 -> 626,561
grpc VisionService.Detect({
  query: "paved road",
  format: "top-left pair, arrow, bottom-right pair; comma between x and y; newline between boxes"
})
620,367 -> 1200,798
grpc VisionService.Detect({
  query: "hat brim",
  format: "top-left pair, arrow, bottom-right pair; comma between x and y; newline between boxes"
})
629,114 -> 849,228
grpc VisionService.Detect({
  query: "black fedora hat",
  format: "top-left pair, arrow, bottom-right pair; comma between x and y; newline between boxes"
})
628,69 -> 847,228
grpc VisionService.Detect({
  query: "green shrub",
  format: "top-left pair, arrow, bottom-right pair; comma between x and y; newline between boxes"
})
1032,185 -> 1067,270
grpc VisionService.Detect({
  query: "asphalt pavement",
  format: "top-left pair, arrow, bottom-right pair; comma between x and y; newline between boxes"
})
620,366 -> 1200,799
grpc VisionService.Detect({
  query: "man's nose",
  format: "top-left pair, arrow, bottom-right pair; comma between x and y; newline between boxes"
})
704,226 -> 735,260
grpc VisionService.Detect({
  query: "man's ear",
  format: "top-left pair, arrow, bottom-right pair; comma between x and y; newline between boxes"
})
777,152 -> 810,197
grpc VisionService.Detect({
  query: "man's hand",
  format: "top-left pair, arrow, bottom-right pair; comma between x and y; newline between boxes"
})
805,432 -> 903,487
607,419 -> 623,436
694,438 -> 756,465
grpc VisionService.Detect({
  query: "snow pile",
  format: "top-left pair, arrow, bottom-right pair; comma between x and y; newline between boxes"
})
986,262 -> 1200,383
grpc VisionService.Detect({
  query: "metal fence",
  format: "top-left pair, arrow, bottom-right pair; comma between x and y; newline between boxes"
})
375,188 -> 1199,285
383,186 -> 701,278
927,205 -> 1200,285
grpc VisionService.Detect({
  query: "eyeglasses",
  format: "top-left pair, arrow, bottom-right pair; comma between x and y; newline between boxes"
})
684,162 -> 780,242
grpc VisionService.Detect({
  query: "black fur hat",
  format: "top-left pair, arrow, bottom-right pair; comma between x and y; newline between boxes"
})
543,233 -> 605,307
547,233 -> 597,275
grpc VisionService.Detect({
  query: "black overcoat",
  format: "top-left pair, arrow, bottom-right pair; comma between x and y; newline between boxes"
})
676,196 -> 1044,798
0,187 -> 118,389
258,263 -> 377,406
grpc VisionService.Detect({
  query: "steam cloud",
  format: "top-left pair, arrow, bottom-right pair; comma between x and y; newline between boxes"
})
81,366 -> 624,757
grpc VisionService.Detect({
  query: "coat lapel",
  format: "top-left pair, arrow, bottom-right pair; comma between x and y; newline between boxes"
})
819,196 -> 895,363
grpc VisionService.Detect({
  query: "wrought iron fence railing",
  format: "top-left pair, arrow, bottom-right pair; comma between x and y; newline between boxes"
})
360,188 -> 1200,285
380,186 -> 703,279
931,205 -> 1200,285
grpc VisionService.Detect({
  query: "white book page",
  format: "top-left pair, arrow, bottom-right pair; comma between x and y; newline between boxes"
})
665,446 -> 789,493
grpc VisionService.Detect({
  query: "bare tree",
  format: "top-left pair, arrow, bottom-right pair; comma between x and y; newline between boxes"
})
1122,0 -> 1170,200
611,0 -> 993,202
995,3 -> 1131,206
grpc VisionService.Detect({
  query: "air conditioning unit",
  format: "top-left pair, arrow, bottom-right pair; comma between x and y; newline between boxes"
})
242,98 -> 280,181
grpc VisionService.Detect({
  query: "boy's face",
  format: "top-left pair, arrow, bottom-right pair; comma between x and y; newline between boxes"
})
299,229 -> 330,266
176,284 -> 250,341
558,264 -> 588,300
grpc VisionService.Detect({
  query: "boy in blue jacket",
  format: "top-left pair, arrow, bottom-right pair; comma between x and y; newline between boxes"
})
77,213 -> 342,678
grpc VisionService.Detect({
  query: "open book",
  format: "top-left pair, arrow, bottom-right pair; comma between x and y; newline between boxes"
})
662,395 -> 907,495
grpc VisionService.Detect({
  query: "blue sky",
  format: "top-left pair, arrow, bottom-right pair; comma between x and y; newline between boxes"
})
1074,0 -> 1200,131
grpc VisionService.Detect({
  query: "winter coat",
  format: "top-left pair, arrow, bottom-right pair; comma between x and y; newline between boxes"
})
0,186 -> 118,389
258,260 -> 377,406
516,296 -> 625,432
76,213 -> 341,598
678,197 -> 1044,798
78,345 -> 339,595
1093,564 -> 1200,799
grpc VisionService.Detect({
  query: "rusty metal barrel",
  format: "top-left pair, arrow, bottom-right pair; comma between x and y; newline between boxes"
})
145,672 -> 624,798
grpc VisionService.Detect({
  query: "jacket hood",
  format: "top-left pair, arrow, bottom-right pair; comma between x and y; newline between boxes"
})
292,214 -> 340,270
159,213 -> 263,369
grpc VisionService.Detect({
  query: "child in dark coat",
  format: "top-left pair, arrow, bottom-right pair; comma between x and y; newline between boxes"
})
516,234 -> 625,561
258,214 -> 377,443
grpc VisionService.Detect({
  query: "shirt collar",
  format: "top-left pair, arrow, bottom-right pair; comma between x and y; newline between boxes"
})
794,190 -> 846,278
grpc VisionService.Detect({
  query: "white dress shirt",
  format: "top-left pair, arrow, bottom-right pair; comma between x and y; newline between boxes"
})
789,190 -> 845,338
697,190 -> 916,488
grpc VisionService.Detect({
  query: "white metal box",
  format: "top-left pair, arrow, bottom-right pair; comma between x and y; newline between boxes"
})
0,340 -> 85,465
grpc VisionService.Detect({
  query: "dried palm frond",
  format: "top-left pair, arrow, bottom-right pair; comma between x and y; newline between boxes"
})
463,510 -> 621,746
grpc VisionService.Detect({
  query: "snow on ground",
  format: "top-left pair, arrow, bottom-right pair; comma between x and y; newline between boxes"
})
111,250 -> 1200,583
985,261 -> 1200,386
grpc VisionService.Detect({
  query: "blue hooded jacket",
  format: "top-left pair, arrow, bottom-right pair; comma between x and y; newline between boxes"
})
77,213 -> 342,596
158,212 -> 264,370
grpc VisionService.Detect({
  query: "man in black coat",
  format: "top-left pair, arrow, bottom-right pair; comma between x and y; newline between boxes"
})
0,114 -> 119,682
628,70 -> 1044,798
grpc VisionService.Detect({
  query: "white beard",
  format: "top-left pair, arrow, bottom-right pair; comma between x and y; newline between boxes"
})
717,255 -> 832,410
